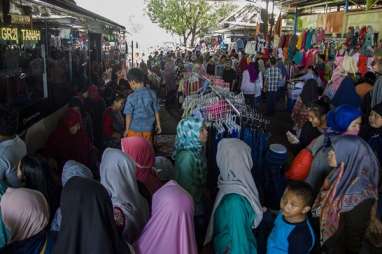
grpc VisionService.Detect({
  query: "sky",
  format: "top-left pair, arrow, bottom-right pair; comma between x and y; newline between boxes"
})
75,0 -> 280,51
75,0 -> 178,51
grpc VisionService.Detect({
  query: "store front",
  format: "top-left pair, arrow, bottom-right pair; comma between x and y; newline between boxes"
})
0,0 -> 125,131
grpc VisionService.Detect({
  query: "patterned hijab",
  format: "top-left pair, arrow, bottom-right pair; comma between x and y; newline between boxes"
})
174,117 -> 206,182
174,117 -> 204,156
312,136 -> 379,244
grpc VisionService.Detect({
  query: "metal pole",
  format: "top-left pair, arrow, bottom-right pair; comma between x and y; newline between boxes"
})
345,0 -> 349,13
131,40 -> 134,67
293,7 -> 298,35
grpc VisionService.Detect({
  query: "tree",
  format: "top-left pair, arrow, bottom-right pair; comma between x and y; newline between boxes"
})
146,0 -> 233,47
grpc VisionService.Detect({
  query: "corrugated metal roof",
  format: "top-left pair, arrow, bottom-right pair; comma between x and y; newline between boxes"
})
40,0 -> 126,30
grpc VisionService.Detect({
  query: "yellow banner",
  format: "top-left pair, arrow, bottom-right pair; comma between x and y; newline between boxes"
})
0,27 -> 40,43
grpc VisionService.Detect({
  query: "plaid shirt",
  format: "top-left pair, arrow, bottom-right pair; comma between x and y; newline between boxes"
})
265,66 -> 283,92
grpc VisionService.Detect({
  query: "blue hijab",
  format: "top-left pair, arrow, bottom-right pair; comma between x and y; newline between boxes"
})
331,76 -> 361,108
327,104 -> 362,134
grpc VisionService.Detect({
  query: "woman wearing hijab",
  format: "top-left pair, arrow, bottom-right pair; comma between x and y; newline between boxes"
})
241,60 -> 262,110
291,79 -> 322,131
362,76 -> 382,119
289,102 -> 328,155
103,94 -> 125,149
134,180 -> 198,254
100,148 -> 149,244
327,104 -> 363,136
68,96 -> 94,143
305,104 -> 362,194
312,136 -> 379,254
16,155 -> 59,218
204,139 -> 263,254
44,108 -> 96,171
363,103 -> 382,249
53,177 -> 132,254
121,137 -> 162,197
50,160 -> 93,232
175,117 -> 208,246
329,56 -> 361,108
84,84 -> 106,149
0,188 -> 52,254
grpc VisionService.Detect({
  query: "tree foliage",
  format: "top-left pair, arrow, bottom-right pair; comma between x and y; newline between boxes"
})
146,0 -> 234,47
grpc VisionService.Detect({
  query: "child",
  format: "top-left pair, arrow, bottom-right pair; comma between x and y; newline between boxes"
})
123,68 -> 161,143
103,94 -> 125,149
267,181 -> 315,254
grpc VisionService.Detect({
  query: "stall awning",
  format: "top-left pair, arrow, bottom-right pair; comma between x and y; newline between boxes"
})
40,0 -> 125,30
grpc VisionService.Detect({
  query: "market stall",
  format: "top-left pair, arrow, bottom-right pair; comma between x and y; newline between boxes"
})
0,0 -> 126,131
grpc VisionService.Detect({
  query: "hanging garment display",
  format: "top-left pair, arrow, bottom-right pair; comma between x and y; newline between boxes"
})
245,41 -> 257,55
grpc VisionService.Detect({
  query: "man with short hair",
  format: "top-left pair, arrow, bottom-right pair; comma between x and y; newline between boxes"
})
264,57 -> 283,115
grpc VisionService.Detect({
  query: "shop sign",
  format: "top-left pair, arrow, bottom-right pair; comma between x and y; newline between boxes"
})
20,29 -> 41,42
0,27 -> 41,43
10,14 -> 32,25
0,27 -> 18,42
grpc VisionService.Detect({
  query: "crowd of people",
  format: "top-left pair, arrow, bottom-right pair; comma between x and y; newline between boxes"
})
0,37 -> 382,254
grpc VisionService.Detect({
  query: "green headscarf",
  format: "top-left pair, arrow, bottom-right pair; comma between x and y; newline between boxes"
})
0,181 -> 9,248
174,117 -> 207,204
175,117 -> 204,155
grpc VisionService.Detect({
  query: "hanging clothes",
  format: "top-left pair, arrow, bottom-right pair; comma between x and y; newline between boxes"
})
305,29 -> 314,50
296,33 -> 304,50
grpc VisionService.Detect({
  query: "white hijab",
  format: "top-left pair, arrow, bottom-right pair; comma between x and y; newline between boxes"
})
204,138 -> 263,245
100,148 -> 149,243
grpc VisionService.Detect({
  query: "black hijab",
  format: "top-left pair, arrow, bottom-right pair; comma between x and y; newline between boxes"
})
53,177 -> 130,254
300,79 -> 321,105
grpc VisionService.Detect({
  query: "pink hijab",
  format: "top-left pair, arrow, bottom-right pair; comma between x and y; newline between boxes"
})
121,137 -> 162,194
134,181 -> 197,254
1,188 -> 49,243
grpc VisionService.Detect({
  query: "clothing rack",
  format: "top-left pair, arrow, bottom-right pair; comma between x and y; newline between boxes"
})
182,73 -> 270,130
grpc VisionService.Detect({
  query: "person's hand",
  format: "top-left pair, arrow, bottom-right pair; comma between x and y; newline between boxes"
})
123,129 -> 129,137
369,216 -> 382,235
156,125 -> 162,135
286,131 -> 299,144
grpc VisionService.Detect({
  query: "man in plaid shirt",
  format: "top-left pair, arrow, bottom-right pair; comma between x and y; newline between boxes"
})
264,57 -> 283,115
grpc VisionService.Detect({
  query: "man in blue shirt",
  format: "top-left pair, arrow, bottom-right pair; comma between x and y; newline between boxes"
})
123,68 -> 161,143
